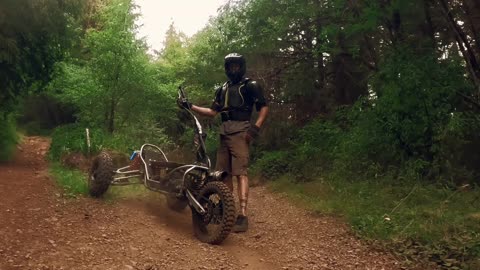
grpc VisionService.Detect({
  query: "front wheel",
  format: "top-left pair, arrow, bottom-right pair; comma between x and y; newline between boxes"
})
88,151 -> 114,197
191,181 -> 236,244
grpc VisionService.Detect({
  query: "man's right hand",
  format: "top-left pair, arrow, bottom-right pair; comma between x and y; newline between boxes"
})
245,125 -> 260,144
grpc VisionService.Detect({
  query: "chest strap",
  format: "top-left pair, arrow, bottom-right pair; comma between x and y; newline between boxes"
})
220,110 -> 251,122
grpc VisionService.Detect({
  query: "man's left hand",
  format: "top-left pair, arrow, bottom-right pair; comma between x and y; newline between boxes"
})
245,125 -> 260,144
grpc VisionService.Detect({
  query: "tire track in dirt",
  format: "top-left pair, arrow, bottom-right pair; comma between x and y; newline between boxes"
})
0,137 -> 402,269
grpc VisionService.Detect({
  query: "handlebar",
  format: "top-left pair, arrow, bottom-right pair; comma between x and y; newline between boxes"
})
178,85 -> 186,100
178,85 -> 192,110
177,85 -> 211,168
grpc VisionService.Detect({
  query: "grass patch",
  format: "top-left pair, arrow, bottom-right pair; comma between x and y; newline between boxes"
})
49,163 -> 156,201
0,114 -> 18,162
49,162 -> 88,196
49,159 -> 158,201
269,175 -> 480,269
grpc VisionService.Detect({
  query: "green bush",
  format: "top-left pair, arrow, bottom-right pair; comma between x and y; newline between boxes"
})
432,112 -> 480,185
250,150 -> 292,180
49,124 -> 106,161
105,121 -> 173,154
203,127 -> 220,165
294,119 -> 342,177
0,113 -> 18,162
17,94 -> 77,136
49,122 -> 173,161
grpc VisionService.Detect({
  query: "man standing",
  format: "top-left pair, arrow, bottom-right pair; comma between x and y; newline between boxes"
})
179,53 -> 269,232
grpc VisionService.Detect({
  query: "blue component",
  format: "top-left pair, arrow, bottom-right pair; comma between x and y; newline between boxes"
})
129,151 -> 138,160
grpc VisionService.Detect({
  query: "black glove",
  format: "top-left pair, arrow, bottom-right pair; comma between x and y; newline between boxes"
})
245,125 -> 260,144
177,98 -> 192,109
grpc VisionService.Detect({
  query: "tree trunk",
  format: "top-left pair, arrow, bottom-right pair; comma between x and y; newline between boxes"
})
439,0 -> 480,91
462,0 -> 480,53
423,0 -> 436,48
314,0 -> 325,89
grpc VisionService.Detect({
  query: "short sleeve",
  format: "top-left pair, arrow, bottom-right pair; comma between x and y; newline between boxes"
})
247,80 -> 267,111
210,87 -> 223,112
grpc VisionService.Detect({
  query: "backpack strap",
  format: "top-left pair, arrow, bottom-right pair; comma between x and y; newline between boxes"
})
221,82 -> 229,110
242,77 -> 250,88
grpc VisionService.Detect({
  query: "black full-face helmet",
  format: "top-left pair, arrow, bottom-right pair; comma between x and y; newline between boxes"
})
224,53 -> 246,83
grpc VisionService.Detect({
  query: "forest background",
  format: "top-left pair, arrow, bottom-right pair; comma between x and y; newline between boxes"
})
1,0 -> 480,268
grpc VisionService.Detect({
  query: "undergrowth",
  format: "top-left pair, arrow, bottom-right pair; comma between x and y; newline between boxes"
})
250,54 -> 480,268
49,123 -> 172,161
269,175 -> 480,269
49,162 -> 88,196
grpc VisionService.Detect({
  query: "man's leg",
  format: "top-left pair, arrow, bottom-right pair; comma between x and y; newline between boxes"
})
237,175 -> 249,216
228,132 -> 250,233
232,174 -> 249,232
216,135 -> 232,191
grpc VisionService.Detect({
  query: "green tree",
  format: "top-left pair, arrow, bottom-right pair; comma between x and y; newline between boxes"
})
0,0 -> 90,160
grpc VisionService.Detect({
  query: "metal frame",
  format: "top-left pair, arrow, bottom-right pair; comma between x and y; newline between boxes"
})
107,86 -> 224,216
111,164 -> 142,185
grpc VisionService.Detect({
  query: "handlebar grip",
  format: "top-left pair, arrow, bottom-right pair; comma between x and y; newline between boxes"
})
178,86 -> 188,101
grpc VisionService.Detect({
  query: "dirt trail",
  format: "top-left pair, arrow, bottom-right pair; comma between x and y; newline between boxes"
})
0,137 -> 402,270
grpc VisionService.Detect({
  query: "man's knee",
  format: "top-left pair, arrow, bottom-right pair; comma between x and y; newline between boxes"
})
237,175 -> 249,196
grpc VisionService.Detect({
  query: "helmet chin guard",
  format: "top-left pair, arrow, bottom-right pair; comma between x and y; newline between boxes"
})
224,53 -> 246,84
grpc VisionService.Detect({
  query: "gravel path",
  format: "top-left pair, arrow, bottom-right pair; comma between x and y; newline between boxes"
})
0,137 -> 402,269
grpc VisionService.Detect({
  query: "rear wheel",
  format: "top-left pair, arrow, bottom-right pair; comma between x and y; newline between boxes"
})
191,181 -> 236,244
88,152 -> 114,197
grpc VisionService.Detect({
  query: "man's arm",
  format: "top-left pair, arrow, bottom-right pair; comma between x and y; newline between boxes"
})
254,106 -> 269,128
246,105 -> 268,143
189,86 -> 222,118
191,105 -> 218,118
247,80 -> 268,128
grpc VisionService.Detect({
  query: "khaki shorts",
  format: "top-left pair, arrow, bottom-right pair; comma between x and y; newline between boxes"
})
215,131 -> 249,176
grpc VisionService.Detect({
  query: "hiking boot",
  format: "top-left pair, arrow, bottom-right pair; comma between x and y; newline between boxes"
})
233,215 -> 248,233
